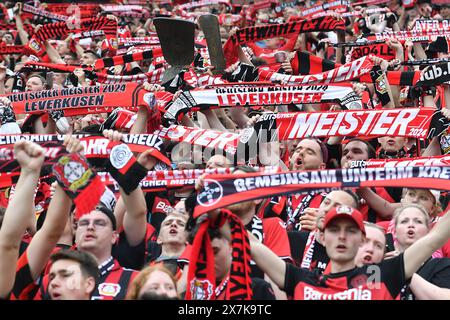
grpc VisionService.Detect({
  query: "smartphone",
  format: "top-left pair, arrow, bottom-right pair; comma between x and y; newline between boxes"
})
385,233 -> 395,253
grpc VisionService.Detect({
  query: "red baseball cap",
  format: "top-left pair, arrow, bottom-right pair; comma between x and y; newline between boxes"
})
323,206 -> 366,235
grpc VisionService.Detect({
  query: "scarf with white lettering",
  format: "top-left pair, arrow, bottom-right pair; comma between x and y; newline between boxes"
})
4,83 -> 157,119
299,0 -> 349,18
257,56 -> 374,86
223,16 -> 345,67
286,51 -> 421,86
415,62 -> 450,87
0,134 -> 170,176
99,5 -> 151,18
251,108 -> 437,141
160,84 -> 363,126
194,166 -> 450,216
301,231 -> 318,270
187,209 -> 252,300
22,3 -> 67,22
413,20 -> 450,32
365,29 -> 450,43
350,155 -> 450,169
179,0 -> 231,10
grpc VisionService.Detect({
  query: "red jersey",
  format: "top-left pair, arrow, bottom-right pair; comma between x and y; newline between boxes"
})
35,258 -> 138,300
284,254 -> 406,300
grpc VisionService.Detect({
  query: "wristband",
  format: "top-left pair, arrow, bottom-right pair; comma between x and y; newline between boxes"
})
106,143 -> 148,194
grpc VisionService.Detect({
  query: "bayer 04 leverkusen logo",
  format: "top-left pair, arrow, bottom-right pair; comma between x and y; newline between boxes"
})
197,179 -> 223,207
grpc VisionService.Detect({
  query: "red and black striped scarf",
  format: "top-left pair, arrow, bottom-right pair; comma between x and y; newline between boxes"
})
94,48 -> 163,70
24,17 -> 117,60
186,209 -> 253,300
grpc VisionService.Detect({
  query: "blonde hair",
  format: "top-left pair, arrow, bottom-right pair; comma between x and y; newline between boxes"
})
125,264 -> 179,300
393,204 -> 430,229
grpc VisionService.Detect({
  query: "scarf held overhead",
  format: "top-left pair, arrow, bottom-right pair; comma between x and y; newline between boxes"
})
194,166 -> 450,217
252,108 -> 437,141
162,83 -> 363,126
0,134 -> 170,174
5,83 -> 154,116
224,16 -> 346,67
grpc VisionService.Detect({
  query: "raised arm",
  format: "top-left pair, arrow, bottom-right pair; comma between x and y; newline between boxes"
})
409,274 -> 450,300
356,187 -> 400,219
0,141 -> 44,298
404,208 -> 450,279
25,136 -> 82,280
103,130 -> 153,246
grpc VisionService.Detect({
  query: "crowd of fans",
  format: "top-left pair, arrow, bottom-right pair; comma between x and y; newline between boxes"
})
0,0 -> 450,300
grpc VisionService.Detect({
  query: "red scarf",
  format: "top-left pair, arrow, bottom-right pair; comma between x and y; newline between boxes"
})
6,83 -> 155,117
223,16 -> 345,67
253,108 -> 436,140
186,209 -> 253,300
24,17 -> 117,60
351,155 -> 450,168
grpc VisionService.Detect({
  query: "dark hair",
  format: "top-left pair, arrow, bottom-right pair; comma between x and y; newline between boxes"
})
94,205 -> 117,230
50,249 -> 99,282
343,190 -> 361,209
344,138 -> 376,159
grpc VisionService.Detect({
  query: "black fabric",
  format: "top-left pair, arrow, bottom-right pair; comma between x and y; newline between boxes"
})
401,258 -> 450,300
112,231 -> 146,270
107,159 -> 148,195
145,240 -> 163,265
251,277 -> 276,300
288,230 -> 329,273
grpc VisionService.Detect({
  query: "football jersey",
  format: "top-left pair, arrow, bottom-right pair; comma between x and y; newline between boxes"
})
284,254 -> 405,300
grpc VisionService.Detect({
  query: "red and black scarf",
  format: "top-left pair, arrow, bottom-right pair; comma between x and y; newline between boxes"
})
186,209 -> 253,300
223,16 -> 345,67
194,166 -> 450,216
24,17 -> 117,60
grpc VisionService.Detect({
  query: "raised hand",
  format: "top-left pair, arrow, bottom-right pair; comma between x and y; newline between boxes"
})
14,140 -> 45,173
